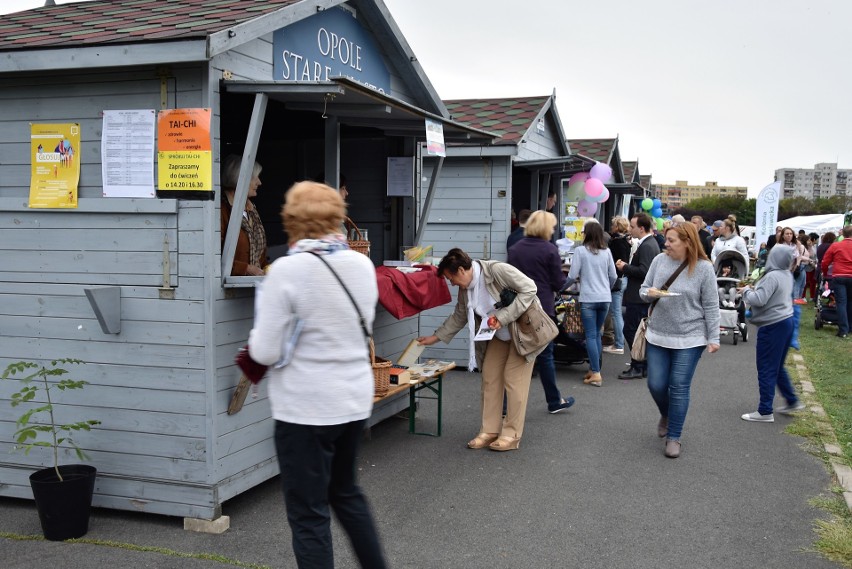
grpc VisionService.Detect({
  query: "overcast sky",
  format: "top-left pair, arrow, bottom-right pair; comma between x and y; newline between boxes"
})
4,0 -> 850,197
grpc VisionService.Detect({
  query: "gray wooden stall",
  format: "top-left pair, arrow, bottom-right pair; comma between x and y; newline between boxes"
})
416,94 -> 593,363
0,0 -> 494,523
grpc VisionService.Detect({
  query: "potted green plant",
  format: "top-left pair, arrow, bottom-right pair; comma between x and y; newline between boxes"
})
3,358 -> 101,541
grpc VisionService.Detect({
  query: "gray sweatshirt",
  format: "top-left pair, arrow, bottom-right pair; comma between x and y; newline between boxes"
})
742,246 -> 794,327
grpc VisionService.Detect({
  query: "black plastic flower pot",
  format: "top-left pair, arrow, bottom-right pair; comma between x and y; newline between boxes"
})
29,464 -> 96,541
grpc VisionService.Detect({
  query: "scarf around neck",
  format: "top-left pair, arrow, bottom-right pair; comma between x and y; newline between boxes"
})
288,234 -> 350,255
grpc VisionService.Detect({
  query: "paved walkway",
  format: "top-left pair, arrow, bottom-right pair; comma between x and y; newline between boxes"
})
0,330 -> 843,568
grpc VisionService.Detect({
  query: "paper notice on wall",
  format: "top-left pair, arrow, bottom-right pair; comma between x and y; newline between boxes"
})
29,123 -> 81,208
101,110 -> 156,198
425,118 -> 445,157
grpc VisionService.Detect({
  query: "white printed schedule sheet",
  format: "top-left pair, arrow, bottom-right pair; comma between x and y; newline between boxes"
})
101,109 -> 156,198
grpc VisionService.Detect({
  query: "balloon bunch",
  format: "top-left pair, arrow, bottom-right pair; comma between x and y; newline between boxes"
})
640,197 -> 665,231
567,162 -> 612,217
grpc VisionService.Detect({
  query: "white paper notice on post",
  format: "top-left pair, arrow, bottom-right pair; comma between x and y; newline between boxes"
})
102,109 -> 156,198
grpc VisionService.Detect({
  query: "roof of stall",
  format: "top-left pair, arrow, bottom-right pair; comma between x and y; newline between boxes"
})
567,138 -> 618,164
0,0 -> 304,49
0,0 -> 452,116
443,95 -> 568,152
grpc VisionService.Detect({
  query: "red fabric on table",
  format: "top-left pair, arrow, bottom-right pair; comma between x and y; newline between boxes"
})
375,265 -> 451,319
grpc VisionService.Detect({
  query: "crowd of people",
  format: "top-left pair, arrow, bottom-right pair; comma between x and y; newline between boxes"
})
231,166 -> 848,563
417,207 -> 852,463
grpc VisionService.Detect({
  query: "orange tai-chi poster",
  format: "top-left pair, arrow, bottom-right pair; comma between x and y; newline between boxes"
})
29,123 -> 81,208
156,108 -> 213,200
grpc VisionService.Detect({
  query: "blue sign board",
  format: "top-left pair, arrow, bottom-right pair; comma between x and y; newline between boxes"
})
273,7 -> 391,94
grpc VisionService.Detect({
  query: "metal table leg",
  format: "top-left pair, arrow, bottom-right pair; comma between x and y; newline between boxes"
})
408,373 -> 443,436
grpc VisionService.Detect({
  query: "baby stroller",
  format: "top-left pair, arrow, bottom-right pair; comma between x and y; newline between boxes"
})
714,249 -> 749,344
814,272 -> 839,330
553,287 -> 590,366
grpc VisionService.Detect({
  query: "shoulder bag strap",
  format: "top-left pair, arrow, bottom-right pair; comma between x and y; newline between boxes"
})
649,260 -> 689,317
307,252 -> 371,343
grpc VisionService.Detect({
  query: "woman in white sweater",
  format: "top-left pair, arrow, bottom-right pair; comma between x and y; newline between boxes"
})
249,181 -> 387,569
711,218 -> 749,272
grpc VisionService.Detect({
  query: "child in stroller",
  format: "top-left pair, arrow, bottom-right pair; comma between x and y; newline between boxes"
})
717,258 -> 741,308
715,249 -> 750,343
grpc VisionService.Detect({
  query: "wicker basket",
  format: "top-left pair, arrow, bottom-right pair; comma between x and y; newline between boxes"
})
345,217 -> 370,256
370,339 -> 391,396
556,297 -> 584,335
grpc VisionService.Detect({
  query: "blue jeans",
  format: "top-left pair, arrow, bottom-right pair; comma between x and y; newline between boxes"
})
833,276 -> 852,335
793,268 -> 806,298
580,302 -> 610,373
535,340 -> 563,407
645,343 -> 705,441
755,317 -> 797,415
608,277 -> 626,349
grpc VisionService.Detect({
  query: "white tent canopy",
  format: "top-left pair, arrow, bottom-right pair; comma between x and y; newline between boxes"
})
777,214 -> 845,236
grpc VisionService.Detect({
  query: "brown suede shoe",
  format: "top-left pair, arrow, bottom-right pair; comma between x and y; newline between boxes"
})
664,439 -> 681,458
657,417 -> 668,438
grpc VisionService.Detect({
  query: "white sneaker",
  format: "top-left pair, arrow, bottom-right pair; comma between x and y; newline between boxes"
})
741,411 -> 774,422
602,346 -> 624,354
776,402 -> 806,414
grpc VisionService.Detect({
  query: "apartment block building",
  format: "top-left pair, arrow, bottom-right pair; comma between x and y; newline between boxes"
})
774,163 -> 849,199
651,180 -> 748,209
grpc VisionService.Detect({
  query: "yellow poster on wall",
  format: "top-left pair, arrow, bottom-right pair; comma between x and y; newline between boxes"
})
156,108 -> 213,200
29,123 -> 81,209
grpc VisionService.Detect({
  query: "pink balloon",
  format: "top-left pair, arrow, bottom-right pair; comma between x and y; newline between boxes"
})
584,177 -> 604,198
577,199 -> 598,217
590,162 -> 613,182
598,186 -> 610,202
568,172 -> 590,186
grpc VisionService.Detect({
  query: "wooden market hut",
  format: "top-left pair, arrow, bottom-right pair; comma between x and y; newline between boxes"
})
0,0 -> 495,524
414,94 -> 595,363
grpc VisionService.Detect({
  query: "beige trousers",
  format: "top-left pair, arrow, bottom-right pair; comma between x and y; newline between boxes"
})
480,338 -> 533,440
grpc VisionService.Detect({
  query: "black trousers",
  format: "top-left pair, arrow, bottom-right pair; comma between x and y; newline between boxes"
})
623,302 -> 650,370
274,419 -> 387,569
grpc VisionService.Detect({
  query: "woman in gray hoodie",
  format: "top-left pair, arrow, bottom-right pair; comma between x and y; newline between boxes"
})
738,246 -> 804,422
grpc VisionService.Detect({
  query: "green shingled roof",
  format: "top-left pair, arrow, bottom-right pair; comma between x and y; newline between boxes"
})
444,96 -> 549,144
567,138 -> 617,163
0,0 -> 303,50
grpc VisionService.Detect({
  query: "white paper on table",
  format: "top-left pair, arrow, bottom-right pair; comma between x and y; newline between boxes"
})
473,319 -> 496,341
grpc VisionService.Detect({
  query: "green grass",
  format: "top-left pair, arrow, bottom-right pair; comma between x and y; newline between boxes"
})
0,532 -> 272,569
786,303 -> 852,566
796,303 -> 852,468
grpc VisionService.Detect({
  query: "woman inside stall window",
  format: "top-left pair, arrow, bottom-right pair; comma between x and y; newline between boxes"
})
220,154 -> 268,276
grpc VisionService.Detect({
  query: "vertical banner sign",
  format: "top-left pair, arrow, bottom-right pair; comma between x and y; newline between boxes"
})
29,123 -> 81,208
425,118 -> 445,157
156,108 -> 213,200
755,181 -> 780,254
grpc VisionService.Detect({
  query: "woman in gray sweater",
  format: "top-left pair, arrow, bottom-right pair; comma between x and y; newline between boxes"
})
640,223 -> 720,458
